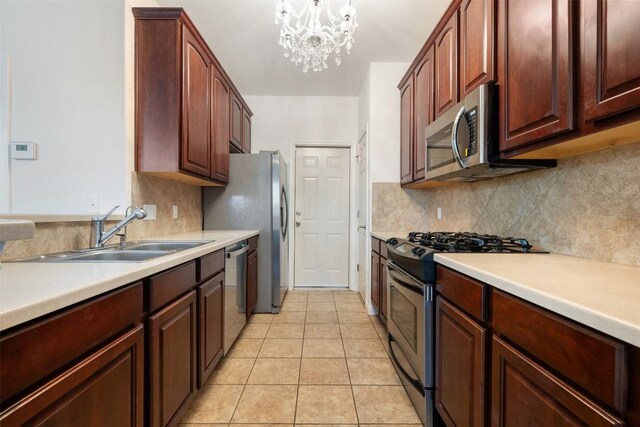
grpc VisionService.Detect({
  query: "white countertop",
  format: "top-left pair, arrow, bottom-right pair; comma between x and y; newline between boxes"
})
371,231 -> 408,241
0,230 -> 258,331
435,253 -> 640,347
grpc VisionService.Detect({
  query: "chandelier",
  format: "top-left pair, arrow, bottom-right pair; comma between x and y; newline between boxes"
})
274,0 -> 358,73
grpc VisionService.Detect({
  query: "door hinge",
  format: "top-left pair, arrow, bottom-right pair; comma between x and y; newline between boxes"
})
357,210 -> 360,218
357,264 -> 360,272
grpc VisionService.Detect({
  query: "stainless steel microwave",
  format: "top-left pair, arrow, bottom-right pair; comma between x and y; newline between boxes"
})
424,84 -> 555,182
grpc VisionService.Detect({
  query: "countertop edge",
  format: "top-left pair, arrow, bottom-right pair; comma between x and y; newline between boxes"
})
434,254 -> 640,347
0,230 -> 259,331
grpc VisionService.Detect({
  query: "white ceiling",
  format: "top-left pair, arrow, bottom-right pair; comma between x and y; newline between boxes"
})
155,0 -> 451,96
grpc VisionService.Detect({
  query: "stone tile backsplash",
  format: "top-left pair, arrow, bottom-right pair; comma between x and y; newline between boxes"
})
372,142 -> 640,266
1,172 -> 202,260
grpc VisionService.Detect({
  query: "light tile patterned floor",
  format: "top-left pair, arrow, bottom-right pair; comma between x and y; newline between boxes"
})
180,289 -> 421,426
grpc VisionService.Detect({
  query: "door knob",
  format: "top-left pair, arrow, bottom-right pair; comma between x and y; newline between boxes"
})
295,221 -> 301,227
296,211 -> 302,216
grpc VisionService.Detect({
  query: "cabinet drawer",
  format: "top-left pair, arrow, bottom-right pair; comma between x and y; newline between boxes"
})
371,237 -> 381,254
380,240 -> 388,259
492,290 -> 627,412
148,261 -> 196,313
0,282 -> 143,404
248,235 -> 258,253
436,266 -> 487,322
197,250 -> 224,282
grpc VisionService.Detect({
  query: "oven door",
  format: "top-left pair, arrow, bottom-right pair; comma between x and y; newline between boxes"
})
386,261 -> 428,387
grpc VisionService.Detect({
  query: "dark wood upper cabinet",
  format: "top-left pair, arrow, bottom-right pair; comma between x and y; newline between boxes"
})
149,291 -> 197,427
436,297 -> 486,427
243,108 -> 252,154
198,272 -> 224,387
434,12 -> 458,119
0,326 -> 145,427
460,0 -> 494,96
181,27 -> 211,178
230,93 -> 243,151
247,249 -> 258,317
582,0 -> 640,122
210,66 -> 230,183
400,77 -> 414,184
491,336 -> 623,427
413,47 -> 434,182
498,0 -> 574,151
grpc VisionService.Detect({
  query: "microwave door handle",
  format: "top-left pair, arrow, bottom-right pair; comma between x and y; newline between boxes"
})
451,106 -> 466,168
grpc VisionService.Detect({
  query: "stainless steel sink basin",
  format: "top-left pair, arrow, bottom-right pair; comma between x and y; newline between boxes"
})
124,241 -> 209,251
8,240 -> 212,263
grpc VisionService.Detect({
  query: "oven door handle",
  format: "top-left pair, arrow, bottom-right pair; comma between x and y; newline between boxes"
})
387,263 -> 424,296
388,333 -> 426,396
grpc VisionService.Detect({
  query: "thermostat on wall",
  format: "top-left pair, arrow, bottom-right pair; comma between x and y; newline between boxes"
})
10,141 -> 37,160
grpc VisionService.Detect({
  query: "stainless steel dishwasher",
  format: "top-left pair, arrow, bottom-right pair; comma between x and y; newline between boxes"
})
224,240 -> 248,354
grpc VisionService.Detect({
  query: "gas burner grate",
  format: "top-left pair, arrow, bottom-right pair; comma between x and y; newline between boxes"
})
408,231 -> 533,253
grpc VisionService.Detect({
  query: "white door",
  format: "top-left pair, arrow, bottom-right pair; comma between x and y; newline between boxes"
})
356,131 -> 368,300
294,147 -> 350,288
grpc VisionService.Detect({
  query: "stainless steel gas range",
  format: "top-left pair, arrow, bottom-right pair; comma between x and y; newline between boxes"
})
384,232 -> 543,427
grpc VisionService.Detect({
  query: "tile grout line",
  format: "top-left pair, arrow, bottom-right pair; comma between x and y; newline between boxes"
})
336,290 -> 361,426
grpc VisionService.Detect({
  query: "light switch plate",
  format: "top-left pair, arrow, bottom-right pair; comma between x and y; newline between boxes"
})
172,205 -> 178,219
437,207 -> 442,220
10,141 -> 37,160
143,204 -> 156,220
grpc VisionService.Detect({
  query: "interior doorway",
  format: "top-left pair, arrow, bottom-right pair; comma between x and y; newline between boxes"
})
356,128 -> 369,304
293,146 -> 351,288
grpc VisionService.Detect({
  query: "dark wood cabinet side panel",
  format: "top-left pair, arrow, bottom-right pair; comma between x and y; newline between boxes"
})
436,266 -> 486,322
400,77 -> 414,184
414,47 -> 434,182
181,27 -> 211,177
491,336 -> 623,427
0,283 -> 143,405
0,326 -> 145,427
247,250 -> 258,317
498,0 -> 574,151
371,252 -> 380,308
627,345 -> 640,427
198,273 -> 224,386
434,12 -> 458,119
149,291 -> 197,427
492,290 -> 627,413
583,0 -> 640,122
210,67 -> 230,183
135,19 -> 181,173
436,298 -> 486,427
460,0 -> 495,96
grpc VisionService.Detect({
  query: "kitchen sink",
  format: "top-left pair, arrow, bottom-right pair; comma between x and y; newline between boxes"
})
8,240 -> 212,263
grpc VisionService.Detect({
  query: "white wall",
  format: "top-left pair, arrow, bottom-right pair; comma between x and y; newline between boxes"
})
244,96 -> 359,163
367,63 -> 408,183
0,1 -> 128,215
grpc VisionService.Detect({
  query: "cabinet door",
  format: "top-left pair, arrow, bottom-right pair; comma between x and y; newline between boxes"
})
435,12 -> 458,119
181,27 -> 211,177
149,291 -> 197,427
583,0 -> 640,122
210,66 -> 230,183
0,326 -> 144,427
460,0 -> 494,96
491,336 -> 622,427
400,77 -> 414,184
499,0 -> 574,151
379,259 -> 388,325
414,47 -> 434,182
246,250 -> 258,317
371,251 -> 380,309
436,298 -> 486,427
242,109 -> 252,154
230,93 -> 243,151
198,272 -> 224,387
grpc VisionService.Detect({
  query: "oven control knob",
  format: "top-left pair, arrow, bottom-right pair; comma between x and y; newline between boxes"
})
411,247 -> 426,256
387,238 -> 398,245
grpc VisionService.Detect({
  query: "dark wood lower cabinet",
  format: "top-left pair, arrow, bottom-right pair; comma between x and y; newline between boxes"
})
491,336 -> 623,427
247,250 -> 258,317
371,251 -> 380,309
198,272 -> 224,387
379,261 -> 388,325
0,325 -> 144,427
149,291 -> 197,427
436,297 -> 486,427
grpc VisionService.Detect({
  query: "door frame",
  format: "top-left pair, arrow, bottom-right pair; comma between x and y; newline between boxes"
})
289,141 -> 355,291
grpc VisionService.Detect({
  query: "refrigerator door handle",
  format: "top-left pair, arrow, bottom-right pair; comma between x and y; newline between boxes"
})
281,186 -> 289,239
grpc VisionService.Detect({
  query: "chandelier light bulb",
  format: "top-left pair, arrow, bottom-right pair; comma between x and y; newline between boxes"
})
274,0 -> 358,72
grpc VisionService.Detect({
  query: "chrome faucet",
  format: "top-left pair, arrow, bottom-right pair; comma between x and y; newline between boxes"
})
89,205 -> 147,248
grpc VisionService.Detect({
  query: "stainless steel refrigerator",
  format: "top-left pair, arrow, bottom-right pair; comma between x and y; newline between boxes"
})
203,151 -> 289,313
